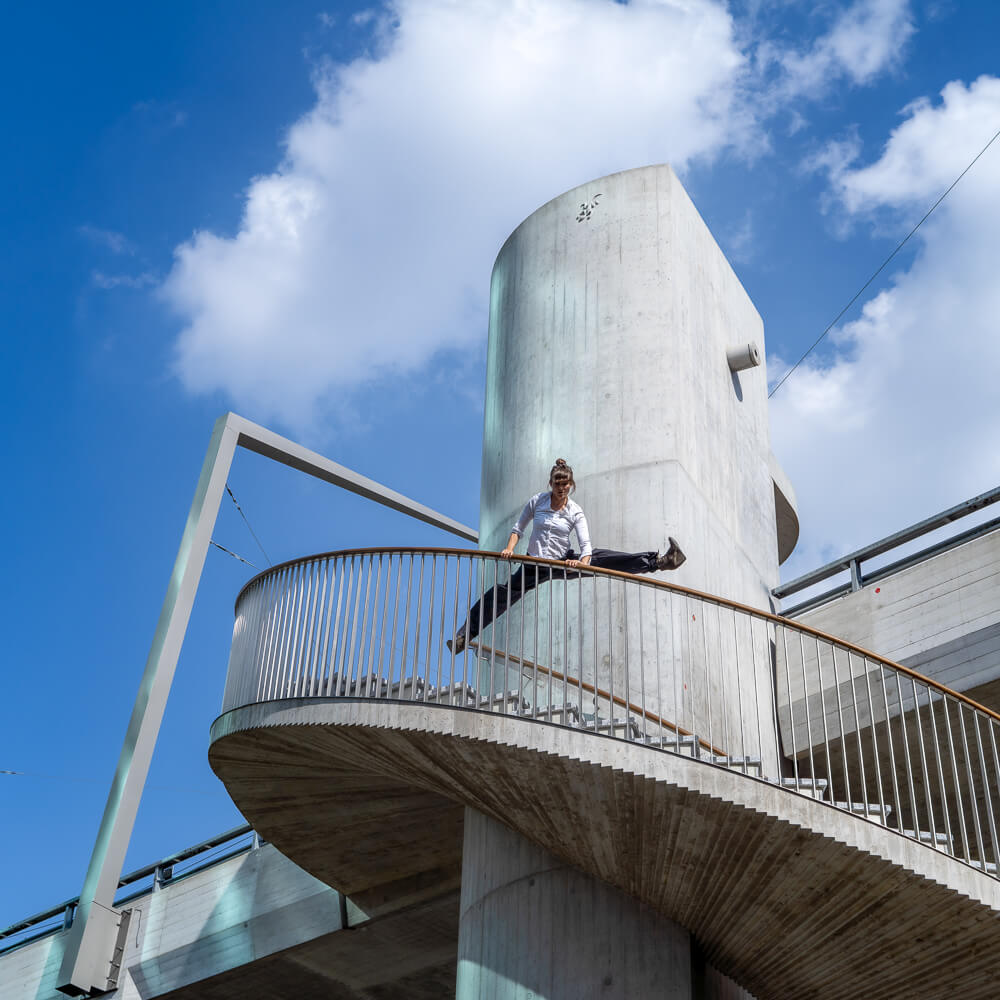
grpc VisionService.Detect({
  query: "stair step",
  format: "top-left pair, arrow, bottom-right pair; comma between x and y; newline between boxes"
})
480,690 -> 528,711
832,801 -> 893,819
583,716 -> 641,739
710,755 -> 763,774
525,703 -> 581,724
427,681 -> 477,705
780,777 -> 829,799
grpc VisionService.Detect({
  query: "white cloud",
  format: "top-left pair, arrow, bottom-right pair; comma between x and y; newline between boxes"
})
92,270 -> 158,289
770,76 -> 1000,577
161,0 -> 759,430
79,226 -> 133,254
772,0 -> 914,99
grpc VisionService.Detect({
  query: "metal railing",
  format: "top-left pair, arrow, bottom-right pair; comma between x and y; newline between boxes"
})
223,547 -> 1000,878
775,484 -> 1000,615
0,825 -> 256,956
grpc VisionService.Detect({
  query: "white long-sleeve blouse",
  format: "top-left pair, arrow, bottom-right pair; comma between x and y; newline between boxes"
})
511,491 -> 593,560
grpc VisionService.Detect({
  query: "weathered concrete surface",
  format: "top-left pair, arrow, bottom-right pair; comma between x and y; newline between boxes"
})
792,528 -> 1000,701
477,164 -> 791,763
209,699 -> 1000,1000
0,843 -> 458,1000
480,164 -> 791,607
457,807 -> 694,999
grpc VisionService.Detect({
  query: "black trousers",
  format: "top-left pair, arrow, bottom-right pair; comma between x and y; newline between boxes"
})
464,548 -> 659,641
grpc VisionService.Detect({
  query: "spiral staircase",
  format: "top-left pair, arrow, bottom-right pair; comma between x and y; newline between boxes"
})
208,547 -> 1000,999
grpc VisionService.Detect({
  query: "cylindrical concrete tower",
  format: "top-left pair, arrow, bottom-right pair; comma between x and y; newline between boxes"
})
476,164 -> 795,761
481,163 -> 787,604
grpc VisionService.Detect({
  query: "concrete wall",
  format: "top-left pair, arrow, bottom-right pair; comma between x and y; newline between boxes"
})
794,529 -> 1000,700
478,164 -> 784,765
457,808 -> 755,1000
0,844 -> 343,1000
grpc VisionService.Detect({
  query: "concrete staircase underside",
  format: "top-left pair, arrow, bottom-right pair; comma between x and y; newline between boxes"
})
209,698 -> 1000,1000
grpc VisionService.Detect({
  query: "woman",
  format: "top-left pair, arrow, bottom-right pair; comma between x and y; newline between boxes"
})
448,458 -> 685,654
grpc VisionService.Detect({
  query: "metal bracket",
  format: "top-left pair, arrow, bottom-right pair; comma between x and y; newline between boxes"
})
57,412 -> 477,995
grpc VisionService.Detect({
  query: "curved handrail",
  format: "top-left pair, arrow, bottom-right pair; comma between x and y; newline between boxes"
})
235,546 -> 1000,723
222,546 -> 1000,878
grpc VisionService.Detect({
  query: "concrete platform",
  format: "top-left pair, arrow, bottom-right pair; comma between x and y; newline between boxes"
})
209,698 -> 1000,1000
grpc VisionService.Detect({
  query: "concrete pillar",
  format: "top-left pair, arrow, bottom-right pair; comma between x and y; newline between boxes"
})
456,808 -> 692,1000
478,164 -> 786,769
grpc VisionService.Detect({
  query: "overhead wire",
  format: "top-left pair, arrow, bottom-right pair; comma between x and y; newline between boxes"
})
225,485 -> 272,567
768,123 -> 1000,400
209,540 -> 258,569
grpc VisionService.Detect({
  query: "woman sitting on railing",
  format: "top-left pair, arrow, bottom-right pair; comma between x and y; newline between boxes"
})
447,458 -> 686,654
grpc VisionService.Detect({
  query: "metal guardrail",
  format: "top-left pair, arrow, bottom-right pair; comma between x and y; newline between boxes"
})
0,825 -> 255,956
223,547 -> 1000,879
775,484 -> 1000,615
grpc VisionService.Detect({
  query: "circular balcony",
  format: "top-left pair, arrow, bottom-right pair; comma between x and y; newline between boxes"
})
209,547 -> 1000,999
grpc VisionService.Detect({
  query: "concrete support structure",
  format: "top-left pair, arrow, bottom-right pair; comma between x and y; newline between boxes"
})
478,165 -> 792,771
457,809 -> 693,1000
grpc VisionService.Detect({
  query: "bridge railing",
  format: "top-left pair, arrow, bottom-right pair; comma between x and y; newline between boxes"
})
223,547 -> 1000,877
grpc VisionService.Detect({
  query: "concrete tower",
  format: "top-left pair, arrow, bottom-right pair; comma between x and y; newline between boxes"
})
480,164 -> 797,609
475,165 -> 796,783
458,165 -> 796,998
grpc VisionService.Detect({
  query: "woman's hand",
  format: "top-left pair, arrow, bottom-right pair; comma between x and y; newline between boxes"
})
565,555 -> 591,568
500,532 -> 520,558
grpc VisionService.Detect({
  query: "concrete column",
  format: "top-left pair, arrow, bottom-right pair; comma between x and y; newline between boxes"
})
477,164 -> 786,770
456,808 -> 692,1000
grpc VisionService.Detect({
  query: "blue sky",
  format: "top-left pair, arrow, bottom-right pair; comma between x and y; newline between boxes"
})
3,0 -> 1000,930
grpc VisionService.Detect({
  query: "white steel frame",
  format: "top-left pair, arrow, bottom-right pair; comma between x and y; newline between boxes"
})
57,412 -> 477,995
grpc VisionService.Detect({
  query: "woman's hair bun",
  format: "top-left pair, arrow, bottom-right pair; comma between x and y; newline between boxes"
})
554,458 -> 567,467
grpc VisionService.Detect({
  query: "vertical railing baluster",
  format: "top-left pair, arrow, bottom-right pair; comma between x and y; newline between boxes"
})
957,704 -> 986,866
988,719 -> 1000,871
375,553 -> 391,695
942,696 -> 972,862
273,564 -> 295,699
638,583 -> 647,742
894,671 -> 918,842
330,556 -> 352,695
365,554 -> 384,696
296,560 -> 320,696
435,555 -> 448,703
830,645 -> 852,809
488,558 -> 500,712
546,563 -> 554,722
622,577 -> 631,740
591,571 -> 598,735
860,656 -> 887,825
577,568 -> 585,730
767,621 -> 781,783
411,554 -> 426,701
927,692 -> 955,857
879,664 -> 903,831
846,651 -> 869,819
798,632 -> 818,800
816,638 -> 834,804
653,585 -> 663,747
399,554 -> 414,697
910,679 -> 937,850
716,603 -> 729,761
564,568 -> 580,722
733,609 -> 747,773
781,627 -> 799,794
385,553 -> 403,691
319,557 -> 341,696
422,555 -> 437,703
701,602 -> 712,759
355,554 -> 374,695
972,712 -> 998,872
